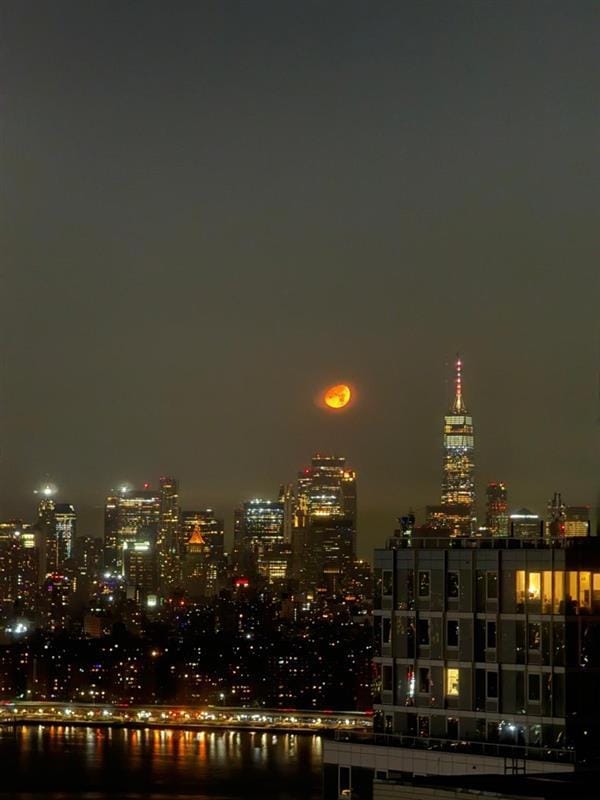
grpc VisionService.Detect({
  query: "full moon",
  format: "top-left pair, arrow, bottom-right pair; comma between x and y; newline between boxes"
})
324,383 -> 352,409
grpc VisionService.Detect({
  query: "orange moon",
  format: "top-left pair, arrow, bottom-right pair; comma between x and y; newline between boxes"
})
324,384 -> 352,409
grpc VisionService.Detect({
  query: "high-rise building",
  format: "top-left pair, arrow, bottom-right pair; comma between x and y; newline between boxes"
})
293,454 -> 357,592
37,489 -> 56,576
181,510 -> 224,559
486,482 -> 509,536
428,358 -> 475,535
181,509 -> 225,594
296,455 -> 357,524
103,485 -> 160,572
181,510 -> 225,597
53,504 -> 76,571
564,506 -> 591,537
233,499 -> 290,583
123,538 -> 158,598
0,521 -> 39,619
157,476 -> 180,588
545,494 -> 591,539
72,536 -> 103,579
40,573 -> 72,630
278,483 -> 295,543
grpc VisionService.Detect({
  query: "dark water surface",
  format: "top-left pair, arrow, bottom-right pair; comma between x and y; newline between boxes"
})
0,725 -> 322,799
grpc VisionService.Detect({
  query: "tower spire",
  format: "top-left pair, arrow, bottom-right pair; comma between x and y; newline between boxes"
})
452,355 -> 466,413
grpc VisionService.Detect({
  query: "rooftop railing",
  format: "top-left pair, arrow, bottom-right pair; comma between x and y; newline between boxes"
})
332,729 -> 577,765
387,535 -> 598,551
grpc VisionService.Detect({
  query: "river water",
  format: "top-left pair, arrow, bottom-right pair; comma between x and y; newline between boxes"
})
0,725 -> 323,799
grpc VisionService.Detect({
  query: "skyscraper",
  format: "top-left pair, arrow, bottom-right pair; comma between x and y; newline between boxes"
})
428,358 -> 475,535
103,485 -> 160,572
0,521 -> 39,617
296,455 -> 356,524
181,509 -> 225,597
293,454 -> 357,592
486,482 -> 509,536
233,499 -> 289,583
158,476 -> 180,588
36,488 -> 56,576
53,504 -> 76,571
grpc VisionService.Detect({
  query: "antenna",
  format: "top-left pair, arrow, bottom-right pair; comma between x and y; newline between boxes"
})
453,354 -> 465,413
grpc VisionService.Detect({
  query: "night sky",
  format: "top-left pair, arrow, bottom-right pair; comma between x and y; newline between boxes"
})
2,1 -> 598,554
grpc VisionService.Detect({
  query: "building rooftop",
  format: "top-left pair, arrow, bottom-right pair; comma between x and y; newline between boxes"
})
386,534 -> 598,551
379,772 -> 600,800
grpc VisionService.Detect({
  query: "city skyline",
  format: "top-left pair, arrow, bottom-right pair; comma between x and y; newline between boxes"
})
2,3 -> 598,553
4,355 -> 597,557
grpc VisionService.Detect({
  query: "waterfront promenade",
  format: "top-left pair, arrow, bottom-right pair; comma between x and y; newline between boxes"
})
0,701 -> 372,735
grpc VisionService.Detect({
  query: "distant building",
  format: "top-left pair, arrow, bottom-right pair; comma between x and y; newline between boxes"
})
72,536 -> 103,579
37,491 -> 56,576
486,482 -> 509,536
0,521 -> 39,618
428,358 -> 475,535
103,485 -> 160,571
181,509 -> 225,596
40,573 -> 72,630
564,506 -> 591,537
157,476 -> 180,588
293,454 -> 357,592
233,499 -> 289,583
510,508 -> 543,538
123,537 -> 158,599
53,504 -> 76,571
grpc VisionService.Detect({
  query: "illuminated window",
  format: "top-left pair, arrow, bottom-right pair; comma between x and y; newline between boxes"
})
579,572 -> 591,611
528,572 -> 541,601
567,572 -> 578,612
593,574 -> 600,612
516,570 -> 526,606
446,668 -> 459,697
407,669 -> 415,700
543,571 -> 552,612
553,571 -> 564,613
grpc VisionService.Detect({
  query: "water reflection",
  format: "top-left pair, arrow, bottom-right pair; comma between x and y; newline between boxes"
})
0,725 -> 322,799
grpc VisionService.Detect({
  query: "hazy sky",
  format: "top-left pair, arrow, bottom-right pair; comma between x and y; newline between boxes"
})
2,1 -> 598,554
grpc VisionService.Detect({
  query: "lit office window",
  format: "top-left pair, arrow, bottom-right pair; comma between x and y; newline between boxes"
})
446,668 -> 459,697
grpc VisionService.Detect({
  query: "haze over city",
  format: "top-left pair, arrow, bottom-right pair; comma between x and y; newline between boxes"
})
2,3 -> 598,550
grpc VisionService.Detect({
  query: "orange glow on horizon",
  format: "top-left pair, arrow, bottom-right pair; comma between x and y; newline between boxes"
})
323,384 -> 352,410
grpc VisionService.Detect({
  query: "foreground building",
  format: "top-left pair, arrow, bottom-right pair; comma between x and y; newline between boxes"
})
324,528 -> 600,798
